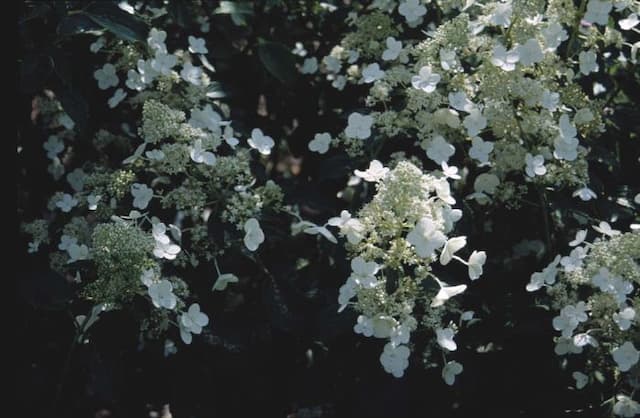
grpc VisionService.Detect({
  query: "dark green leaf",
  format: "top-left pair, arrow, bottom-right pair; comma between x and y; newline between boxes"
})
55,86 -> 89,133
56,14 -> 103,38
84,2 -> 148,42
50,48 -> 73,87
257,39 -> 298,85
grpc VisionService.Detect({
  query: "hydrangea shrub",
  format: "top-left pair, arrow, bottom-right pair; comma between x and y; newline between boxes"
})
18,0 -> 640,416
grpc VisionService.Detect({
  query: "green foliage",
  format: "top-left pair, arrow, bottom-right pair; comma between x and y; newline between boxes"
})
83,2 -> 148,42
258,39 -> 298,85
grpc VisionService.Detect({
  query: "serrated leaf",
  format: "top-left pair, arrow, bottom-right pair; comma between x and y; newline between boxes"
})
257,40 -> 298,85
84,2 -> 148,42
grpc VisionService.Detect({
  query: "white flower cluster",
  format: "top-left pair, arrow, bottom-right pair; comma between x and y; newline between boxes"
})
527,225 -> 639,415
26,24 -> 288,353
330,161 -> 486,380
303,0 -> 640,208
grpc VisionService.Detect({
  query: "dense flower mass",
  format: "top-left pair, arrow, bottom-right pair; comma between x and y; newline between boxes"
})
21,22 -> 285,351
528,227 -> 639,413
309,0 -> 640,213
294,0 -> 638,409
331,161 -> 485,379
